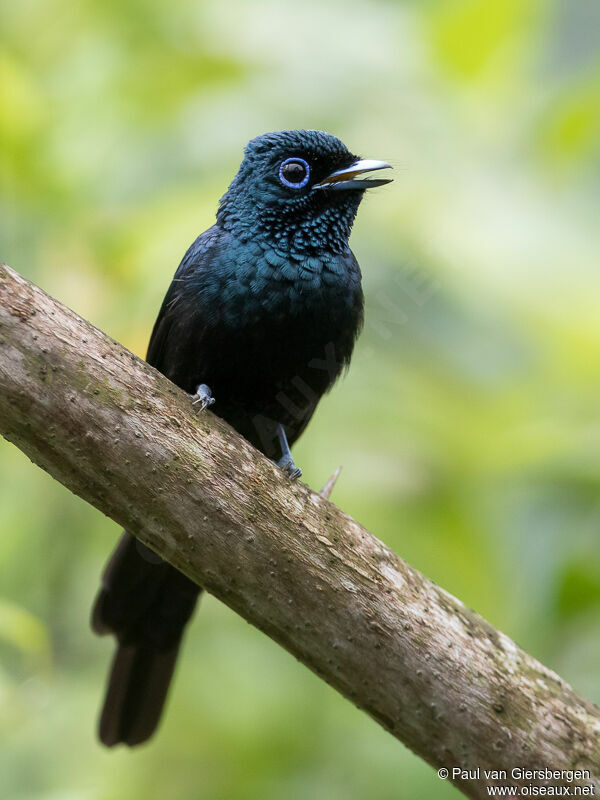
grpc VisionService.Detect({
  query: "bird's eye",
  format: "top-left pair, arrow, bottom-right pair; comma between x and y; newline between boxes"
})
279,157 -> 310,189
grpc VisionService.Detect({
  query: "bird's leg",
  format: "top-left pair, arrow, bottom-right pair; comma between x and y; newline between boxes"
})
191,383 -> 215,412
276,423 -> 302,481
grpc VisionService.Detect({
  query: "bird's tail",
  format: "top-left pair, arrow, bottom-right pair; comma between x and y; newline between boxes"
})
91,533 -> 200,747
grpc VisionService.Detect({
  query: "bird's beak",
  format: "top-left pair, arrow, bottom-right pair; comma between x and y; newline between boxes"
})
314,159 -> 393,191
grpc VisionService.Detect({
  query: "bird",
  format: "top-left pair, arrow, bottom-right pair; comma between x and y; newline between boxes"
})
91,129 -> 392,747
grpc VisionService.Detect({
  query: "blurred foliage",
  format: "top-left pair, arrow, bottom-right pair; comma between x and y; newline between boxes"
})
1,0 -> 600,797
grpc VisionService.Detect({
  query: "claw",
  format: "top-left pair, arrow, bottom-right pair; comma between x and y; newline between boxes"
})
278,454 -> 302,481
191,383 -> 215,412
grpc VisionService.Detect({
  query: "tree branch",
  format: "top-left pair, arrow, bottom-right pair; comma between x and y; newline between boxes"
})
0,263 -> 598,798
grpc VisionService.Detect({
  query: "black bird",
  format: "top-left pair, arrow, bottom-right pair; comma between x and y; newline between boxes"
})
92,129 -> 392,747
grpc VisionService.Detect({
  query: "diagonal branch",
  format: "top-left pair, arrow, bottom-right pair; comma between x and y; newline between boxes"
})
0,263 -> 598,799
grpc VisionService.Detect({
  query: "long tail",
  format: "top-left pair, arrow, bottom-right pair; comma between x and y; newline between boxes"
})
91,533 -> 200,747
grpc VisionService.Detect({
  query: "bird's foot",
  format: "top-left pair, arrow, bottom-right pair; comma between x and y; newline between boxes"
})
191,384 -> 215,412
276,423 -> 301,480
277,453 -> 302,481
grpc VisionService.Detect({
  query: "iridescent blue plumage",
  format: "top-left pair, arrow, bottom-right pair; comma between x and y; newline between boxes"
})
92,130 -> 391,748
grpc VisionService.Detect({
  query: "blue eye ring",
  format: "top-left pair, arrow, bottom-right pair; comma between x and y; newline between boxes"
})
279,157 -> 310,189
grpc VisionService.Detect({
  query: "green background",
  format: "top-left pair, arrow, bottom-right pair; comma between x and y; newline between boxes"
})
2,0 -> 600,797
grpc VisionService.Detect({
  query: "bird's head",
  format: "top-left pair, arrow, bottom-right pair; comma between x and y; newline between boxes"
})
217,130 -> 392,255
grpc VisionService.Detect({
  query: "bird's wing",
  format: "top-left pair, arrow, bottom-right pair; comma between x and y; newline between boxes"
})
145,225 -> 221,390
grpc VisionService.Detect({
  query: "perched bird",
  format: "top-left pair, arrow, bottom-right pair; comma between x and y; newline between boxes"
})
91,129 -> 392,747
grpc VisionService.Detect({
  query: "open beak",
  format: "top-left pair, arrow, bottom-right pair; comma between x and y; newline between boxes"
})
314,159 -> 393,191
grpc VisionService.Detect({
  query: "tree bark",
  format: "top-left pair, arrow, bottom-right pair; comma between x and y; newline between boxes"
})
0,263 -> 598,798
